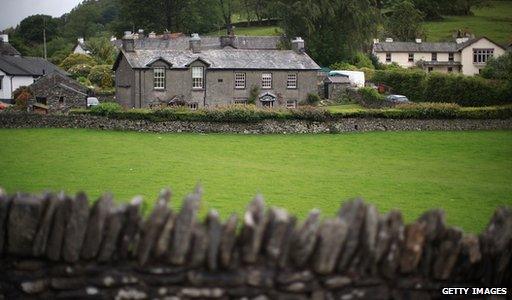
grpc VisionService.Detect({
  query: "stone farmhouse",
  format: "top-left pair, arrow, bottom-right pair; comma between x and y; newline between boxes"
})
372,36 -> 506,76
113,32 -> 321,109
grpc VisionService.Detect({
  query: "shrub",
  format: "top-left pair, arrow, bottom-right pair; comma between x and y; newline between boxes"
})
306,93 -> 321,105
394,102 -> 460,118
77,76 -> 93,87
248,86 -> 259,105
351,52 -> 374,69
373,69 -> 427,102
68,64 -> 93,79
358,87 -> 385,108
90,102 -> 122,116
330,62 -> 358,71
88,65 -> 114,88
60,53 -> 97,71
15,90 -> 32,111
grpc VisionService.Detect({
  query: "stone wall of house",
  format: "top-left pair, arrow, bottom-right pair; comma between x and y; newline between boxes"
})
1,112 -> 512,134
0,187 -> 510,299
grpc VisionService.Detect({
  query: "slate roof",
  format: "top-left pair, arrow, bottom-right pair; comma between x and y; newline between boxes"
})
0,55 -> 68,76
0,42 -> 20,56
112,36 -> 283,51
31,72 -> 88,95
120,48 -> 320,70
373,37 -> 505,53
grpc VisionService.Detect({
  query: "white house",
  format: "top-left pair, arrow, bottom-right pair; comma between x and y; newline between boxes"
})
72,38 -> 91,55
372,37 -> 506,76
0,35 -> 68,103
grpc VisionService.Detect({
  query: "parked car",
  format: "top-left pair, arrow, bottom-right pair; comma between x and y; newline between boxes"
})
385,94 -> 410,104
87,97 -> 100,108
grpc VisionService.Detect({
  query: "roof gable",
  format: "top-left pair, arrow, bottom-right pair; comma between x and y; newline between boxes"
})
457,37 -> 506,51
145,57 -> 173,68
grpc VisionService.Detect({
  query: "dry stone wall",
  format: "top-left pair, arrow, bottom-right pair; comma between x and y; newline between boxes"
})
1,113 -> 512,134
0,187 -> 511,300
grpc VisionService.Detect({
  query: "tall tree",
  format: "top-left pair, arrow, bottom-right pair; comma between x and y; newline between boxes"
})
278,0 -> 379,66
17,15 -> 60,44
384,0 -> 424,41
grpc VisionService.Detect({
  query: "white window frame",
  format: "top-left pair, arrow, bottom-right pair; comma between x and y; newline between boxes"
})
385,53 -> 391,62
408,53 -> 414,62
286,100 -> 297,108
431,52 -> 437,61
261,73 -> 272,89
192,66 -> 204,89
188,102 -> 198,110
234,72 -> 246,89
448,52 -> 454,62
153,67 -> 165,90
473,49 -> 494,64
287,74 -> 297,89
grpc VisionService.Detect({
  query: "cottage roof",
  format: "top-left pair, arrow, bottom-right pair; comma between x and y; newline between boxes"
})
31,72 -> 88,94
112,36 -> 283,51
0,55 -> 67,76
373,37 -> 505,53
0,42 -> 21,56
119,48 -> 320,70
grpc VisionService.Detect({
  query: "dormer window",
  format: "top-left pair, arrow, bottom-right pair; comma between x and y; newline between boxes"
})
192,66 -> 204,89
153,67 -> 165,90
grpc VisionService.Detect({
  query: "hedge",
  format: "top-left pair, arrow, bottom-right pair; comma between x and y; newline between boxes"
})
71,104 -> 512,122
373,69 -> 512,106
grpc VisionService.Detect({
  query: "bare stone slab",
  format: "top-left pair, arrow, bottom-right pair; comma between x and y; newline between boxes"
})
290,209 -> 320,268
359,204 -> 379,273
313,218 -> 348,275
8,193 -> 45,256
168,189 -> 201,265
98,205 -> 127,262
400,221 -> 426,273
433,227 -> 463,280
138,189 -> 171,266
378,210 -> 404,279
119,197 -> 142,259
265,207 -> 290,263
206,210 -> 221,271
190,223 -> 208,268
0,189 -> 10,256
337,198 -> 367,272
47,194 -> 73,261
62,192 -> 90,262
81,194 -> 114,260
155,211 -> 175,258
219,213 -> 238,268
32,193 -> 58,257
241,195 -> 267,264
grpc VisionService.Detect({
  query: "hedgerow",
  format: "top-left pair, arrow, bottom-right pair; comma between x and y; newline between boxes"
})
71,103 -> 512,122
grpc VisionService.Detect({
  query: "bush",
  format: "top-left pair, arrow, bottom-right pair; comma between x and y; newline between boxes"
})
90,102 -> 122,116
68,64 -> 93,79
88,65 -> 114,88
248,86 -> 259,105
306,93 -> 321,105
373,69 -> 511,106
358,87 -> 385,108
60,53 -> 97,71
77,76 -> 93,87
394,102 -> 460,118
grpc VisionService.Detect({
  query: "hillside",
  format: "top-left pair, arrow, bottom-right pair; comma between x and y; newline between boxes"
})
214,1 -> 511,45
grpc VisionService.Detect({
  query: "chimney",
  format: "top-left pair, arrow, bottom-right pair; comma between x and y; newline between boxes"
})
77,37 -> 84,44
0,34 -> 9,43
415,38 -> 422,44
373,38 -> 380,44
220,35 -> 235,48
291,37 -> 305,54
122,31 -> 135,52
138,29 -> 145,38
110,36 -> 117,42
385,38 -> 393,43
189,33 -> 201,53
149,31 -> 156,39
455,37 -> 469,44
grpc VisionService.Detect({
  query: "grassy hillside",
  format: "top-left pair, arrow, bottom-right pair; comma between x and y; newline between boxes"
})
210,1 -> 511,45
424,1 -> 512,44
1,129 -> 511,233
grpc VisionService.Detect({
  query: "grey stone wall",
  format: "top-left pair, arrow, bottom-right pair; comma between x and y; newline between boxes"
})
1,112 -> 512,134
0,187 -> 510,299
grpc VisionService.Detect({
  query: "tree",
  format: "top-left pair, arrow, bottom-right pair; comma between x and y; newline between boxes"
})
17,15 -> 61,44
85,37 -> 118,65
412,0 -> 442,20
60,53 -> 97,71
384,0 -> 425,41
480,52 -> 512,81
278,0 -> 379,66
65,1 -> 103,39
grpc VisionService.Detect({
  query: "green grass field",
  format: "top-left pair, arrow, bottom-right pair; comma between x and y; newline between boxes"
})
1,129 -> 511,232
423,1 -> 512,44
208,26 -> 282,36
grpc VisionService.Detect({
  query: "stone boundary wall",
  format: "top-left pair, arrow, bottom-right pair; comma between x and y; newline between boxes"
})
1,113 -> 512,134
0,187 -> 511,299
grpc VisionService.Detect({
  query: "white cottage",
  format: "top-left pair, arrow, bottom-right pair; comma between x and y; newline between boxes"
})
372,37 -> 506,76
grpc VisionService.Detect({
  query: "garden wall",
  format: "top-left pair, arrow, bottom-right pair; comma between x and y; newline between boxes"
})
1,113 -> 512,134
0,187 -> 511,299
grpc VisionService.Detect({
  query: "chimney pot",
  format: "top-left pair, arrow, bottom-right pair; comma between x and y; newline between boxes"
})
385,38 -> 393,43
415,38 -> 422,44
149,32 -> 156,39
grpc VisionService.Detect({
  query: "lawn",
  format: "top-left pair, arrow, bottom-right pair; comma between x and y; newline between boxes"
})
208,25 -> 282,36
423,1 -> 512,44
1,129 -> 511,233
